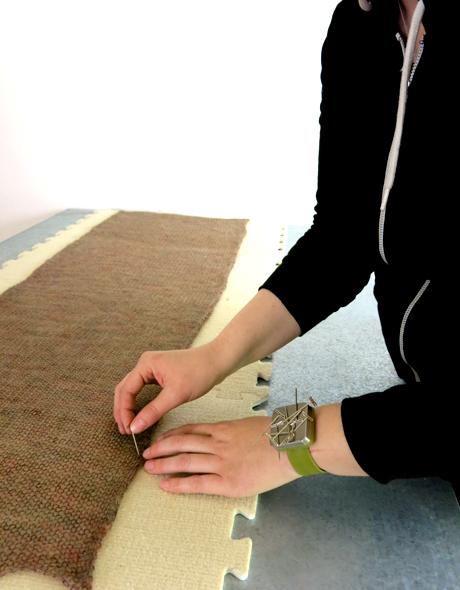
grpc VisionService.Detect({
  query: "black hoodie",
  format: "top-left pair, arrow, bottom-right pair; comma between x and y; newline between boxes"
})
258,0 -> 458,487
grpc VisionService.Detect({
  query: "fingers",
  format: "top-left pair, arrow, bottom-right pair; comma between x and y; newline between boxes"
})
143,433 -> 215,460
144,452 -> 221,476
114,370 -> 148,434
154,422 -> 217,442
129,388 -> 183,434
160,474 -> 224,495
113,352 -> 163,434
143,430 -> 224,495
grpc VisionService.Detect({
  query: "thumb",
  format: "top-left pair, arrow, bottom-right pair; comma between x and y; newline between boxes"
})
130,387 -> 181,434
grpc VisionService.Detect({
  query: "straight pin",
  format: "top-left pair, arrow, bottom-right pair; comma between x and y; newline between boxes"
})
132,431 -> 140,456
276,423 -> 281,461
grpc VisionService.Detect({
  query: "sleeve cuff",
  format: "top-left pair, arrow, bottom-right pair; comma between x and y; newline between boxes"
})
340,384 -> 454,484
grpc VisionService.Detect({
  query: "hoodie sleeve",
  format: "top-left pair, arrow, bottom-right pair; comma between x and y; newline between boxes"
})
340,379 -> 458,485
257,2 -> 382,336
257,2 -> 459,487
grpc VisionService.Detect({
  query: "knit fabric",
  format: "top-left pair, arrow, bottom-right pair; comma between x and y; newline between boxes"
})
0,211 -> 248,590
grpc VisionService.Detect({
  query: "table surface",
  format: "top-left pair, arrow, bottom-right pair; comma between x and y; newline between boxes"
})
2,211 -> 459,590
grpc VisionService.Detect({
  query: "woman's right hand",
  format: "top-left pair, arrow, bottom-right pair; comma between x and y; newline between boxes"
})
113,343 -> 226,435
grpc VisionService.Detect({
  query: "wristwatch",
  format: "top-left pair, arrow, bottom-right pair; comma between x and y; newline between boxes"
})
265,395 -> 326,476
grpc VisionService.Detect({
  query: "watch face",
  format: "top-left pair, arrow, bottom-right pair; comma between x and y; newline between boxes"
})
265,403 -> 313,450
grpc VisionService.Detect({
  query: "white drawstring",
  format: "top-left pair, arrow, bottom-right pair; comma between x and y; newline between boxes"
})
380,1 -> 425,211
358,0 -> 426,265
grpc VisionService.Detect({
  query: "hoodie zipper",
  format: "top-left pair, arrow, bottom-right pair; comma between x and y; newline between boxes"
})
397,26 -> 428,382
399,279 -> 430,382
378,2 -> 429,382
378,29 -> 425,265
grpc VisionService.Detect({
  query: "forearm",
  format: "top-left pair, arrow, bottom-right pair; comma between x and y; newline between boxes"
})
310,403 -> 368,477
210,288 -> 301,381
206,291 -> 367,477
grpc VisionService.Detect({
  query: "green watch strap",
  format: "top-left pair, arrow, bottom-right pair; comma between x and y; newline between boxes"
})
286,445 -> 326,477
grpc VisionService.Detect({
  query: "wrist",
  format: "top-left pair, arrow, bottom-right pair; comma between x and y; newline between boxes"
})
203,338 -> 237,384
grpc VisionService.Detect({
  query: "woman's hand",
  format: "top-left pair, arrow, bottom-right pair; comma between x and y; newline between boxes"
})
142,416 -> 301,497
113,343 -> 226,435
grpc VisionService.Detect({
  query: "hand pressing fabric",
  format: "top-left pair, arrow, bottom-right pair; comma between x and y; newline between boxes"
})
142,416 -> 301,497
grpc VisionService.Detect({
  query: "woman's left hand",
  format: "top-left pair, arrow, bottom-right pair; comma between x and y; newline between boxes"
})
142,416 -> 301,497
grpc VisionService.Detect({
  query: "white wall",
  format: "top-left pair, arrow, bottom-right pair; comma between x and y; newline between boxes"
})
0,0 -> 338,241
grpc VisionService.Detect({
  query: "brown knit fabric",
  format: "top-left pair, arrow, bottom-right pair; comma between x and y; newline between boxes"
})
0,211 -> 247,590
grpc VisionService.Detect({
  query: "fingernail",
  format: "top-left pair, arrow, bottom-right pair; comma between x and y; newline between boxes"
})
143,449 -> 150,459
144,460 -> 154,472
130,418 -> 146,434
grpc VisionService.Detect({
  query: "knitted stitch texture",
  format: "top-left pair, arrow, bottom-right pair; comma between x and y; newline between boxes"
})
0,210 -> 247,590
